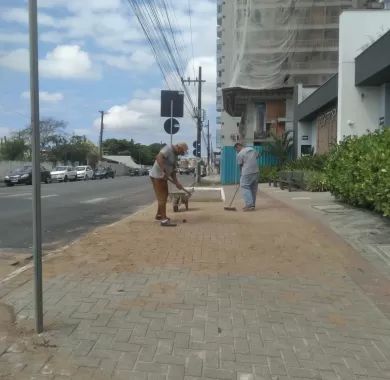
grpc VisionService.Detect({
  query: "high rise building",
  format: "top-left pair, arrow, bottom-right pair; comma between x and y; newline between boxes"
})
216,0 -> 385,183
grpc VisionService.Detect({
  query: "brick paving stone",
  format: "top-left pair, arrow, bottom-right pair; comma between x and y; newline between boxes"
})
1,195 -> 390,380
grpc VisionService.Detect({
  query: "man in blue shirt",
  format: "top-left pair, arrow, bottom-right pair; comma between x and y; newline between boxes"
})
234,143 -> 259,211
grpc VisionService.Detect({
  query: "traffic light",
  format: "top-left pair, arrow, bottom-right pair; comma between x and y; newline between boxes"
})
192,140 -> 201,157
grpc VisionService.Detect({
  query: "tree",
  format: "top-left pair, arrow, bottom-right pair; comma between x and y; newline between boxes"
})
266,130 -> 294,168
18,117 -> 67,152
50,135 -> 98,166
0,138 -> 28,161
102,139 -> 164,166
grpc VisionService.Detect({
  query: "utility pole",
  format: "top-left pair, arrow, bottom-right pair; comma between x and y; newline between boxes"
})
182,66 -> 205,182
98,110 -> 105,160
206,120 -> 211,173
28,0 -> 43,333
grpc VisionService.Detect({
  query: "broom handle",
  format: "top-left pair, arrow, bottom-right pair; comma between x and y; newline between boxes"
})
228,184 -> 240,207
167,177 -> 192,195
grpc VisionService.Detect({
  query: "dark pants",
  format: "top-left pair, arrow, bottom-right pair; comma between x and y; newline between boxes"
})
150,177 -> 168,219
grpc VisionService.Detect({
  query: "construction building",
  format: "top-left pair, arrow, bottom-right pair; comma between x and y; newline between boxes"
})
216,0 -> 387,183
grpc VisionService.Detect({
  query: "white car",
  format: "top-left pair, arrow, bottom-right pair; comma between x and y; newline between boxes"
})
50,166 -> 77,182
75,165 -> 94,180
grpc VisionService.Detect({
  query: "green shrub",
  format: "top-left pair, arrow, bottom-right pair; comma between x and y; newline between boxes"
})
325,129 -> 390,216
303,170 -> 329,192
284,154 -> 328,172
259,165 -> 278,183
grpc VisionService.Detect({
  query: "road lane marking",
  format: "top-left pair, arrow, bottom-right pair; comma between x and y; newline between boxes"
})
0,193 -> 31,198
81,197 -> 108,204
24,194 -> 59,200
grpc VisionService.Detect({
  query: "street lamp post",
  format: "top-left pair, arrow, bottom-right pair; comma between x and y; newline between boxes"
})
28,0 -> 43,333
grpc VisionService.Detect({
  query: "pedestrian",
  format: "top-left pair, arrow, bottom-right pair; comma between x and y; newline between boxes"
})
149,142 -> 188,226
234,142 -> 259,211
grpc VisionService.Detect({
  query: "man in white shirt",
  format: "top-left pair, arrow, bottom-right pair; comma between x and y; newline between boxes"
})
234,143 -> 259,211
150,142 -> 188,226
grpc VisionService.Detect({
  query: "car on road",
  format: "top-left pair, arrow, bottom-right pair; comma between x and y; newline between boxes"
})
93,166 -> 115,179
129,168 -> 140,176
4,165 -> 51,186
75,165 -> 94,180
50,166 -> 77,182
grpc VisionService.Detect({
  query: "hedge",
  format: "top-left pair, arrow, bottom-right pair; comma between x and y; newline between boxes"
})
325,129 -> 390,216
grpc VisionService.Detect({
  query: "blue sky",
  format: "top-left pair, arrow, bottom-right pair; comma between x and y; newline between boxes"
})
0,0 -> 217,152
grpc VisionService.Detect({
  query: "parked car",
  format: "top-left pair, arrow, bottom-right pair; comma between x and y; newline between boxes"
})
4,165 -> 51,186
141,168 -> 149,176
75,165 -> 94,180
50,166 -> 77,182
129,168 -> 140,176
93,167 -> 115,179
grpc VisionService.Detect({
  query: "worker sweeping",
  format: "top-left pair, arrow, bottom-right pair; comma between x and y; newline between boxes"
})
149,142 -> 188,226
234,142 -> 259,211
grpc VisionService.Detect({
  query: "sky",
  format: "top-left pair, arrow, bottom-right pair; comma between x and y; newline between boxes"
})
0,0 -> 217,154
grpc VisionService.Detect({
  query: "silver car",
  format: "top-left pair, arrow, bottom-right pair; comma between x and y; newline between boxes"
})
50,166 -> 77,182
75,165 -> 94,180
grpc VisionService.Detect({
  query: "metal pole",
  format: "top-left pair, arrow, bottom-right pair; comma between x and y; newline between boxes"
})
99,111 -> 104,159
28,0 -> 43,333
197,66 -> 202,183
170,100 -> 173,146
207,120 -> 211,173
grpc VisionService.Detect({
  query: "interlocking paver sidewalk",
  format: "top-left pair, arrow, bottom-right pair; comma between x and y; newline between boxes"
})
0,189 -> 390,380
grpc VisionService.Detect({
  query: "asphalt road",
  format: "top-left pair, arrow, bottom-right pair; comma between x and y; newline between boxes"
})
0,175 -> 193,253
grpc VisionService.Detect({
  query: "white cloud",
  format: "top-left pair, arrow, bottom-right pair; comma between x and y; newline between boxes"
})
0,49 -> 29,72
0,127 -> 11,138
0,32 -> 28,44
38,0 -> 122,12
0,45 -> 99,79
21,91 -> 64,104
72,128 -> 92,136
1,7 -> 58,28
93,95 -> 160,132
40,45 -> 99,79
92,88 -> 199,145
96,49 -> 155,71
1,8 -> 28,24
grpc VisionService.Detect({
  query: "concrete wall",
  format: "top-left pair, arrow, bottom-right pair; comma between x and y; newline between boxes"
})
337,11 -> 390,140
97,162 -> 130,176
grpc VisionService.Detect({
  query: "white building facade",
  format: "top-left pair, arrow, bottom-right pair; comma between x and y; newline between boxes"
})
295,11 -> 390,156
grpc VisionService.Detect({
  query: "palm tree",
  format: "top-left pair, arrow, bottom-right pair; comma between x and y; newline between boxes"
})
267,130 -> 294,168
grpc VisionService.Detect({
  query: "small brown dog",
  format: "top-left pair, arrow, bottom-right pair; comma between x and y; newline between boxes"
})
170,192 -> 190,212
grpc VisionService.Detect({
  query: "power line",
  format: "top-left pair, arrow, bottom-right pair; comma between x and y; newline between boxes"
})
125,0 -> 197,120
187,0 -> 196,78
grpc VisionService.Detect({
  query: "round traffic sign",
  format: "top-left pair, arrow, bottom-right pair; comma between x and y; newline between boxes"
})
164,118 -> 180,135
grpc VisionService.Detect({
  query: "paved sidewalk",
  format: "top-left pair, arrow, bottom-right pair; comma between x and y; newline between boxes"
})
0,190 -> 390,380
